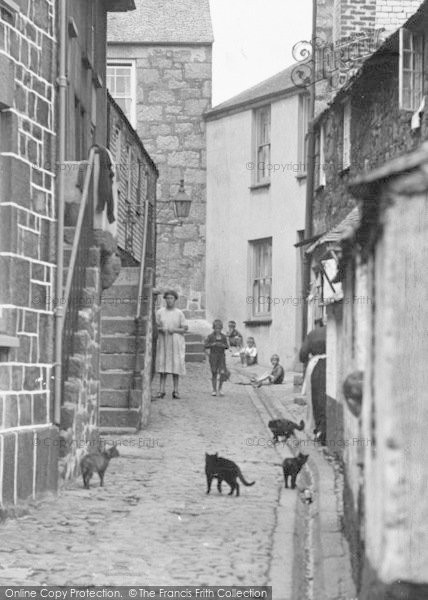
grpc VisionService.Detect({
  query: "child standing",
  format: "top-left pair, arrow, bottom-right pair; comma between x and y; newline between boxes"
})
204,320 -> 229,396
240,337 -> 258,366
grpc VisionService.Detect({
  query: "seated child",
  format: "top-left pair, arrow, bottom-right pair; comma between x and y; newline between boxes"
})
251,354 -> 285,388
240,337 -> 258,366
204,319 -> 230,396
227,320 -> 243,349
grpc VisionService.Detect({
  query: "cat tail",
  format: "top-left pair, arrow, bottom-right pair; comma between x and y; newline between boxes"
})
237,469 -> 255,486
298,420 -> 305,430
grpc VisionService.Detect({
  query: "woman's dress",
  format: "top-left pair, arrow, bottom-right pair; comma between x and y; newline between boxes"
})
155,307 -> 187,375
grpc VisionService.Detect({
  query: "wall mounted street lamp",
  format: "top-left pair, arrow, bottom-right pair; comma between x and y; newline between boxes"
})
157,179 -> 192,226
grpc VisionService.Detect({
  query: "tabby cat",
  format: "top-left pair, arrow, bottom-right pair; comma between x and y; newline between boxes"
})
205,452 -> 255,497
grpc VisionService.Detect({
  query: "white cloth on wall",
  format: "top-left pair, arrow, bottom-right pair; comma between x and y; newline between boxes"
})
301,353 -> 327,435
93,148 -> 118,239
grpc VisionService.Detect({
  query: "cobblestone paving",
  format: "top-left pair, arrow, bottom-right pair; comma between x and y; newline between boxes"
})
0,362 -> 293,587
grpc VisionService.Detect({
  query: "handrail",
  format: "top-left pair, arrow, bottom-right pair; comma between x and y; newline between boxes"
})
60,146 -> 96,335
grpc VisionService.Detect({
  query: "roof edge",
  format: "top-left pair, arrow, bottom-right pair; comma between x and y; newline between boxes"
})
205,86 -> 302,121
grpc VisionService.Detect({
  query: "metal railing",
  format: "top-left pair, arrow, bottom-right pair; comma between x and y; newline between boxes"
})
61,148 -> 96,391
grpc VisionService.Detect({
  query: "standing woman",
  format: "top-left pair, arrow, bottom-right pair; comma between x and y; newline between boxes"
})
155,290 -> 188,399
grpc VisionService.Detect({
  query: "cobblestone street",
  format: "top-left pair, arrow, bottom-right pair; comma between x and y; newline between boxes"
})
0,362 -> 298,596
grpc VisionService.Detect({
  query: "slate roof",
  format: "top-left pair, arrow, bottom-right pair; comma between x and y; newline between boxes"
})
108,0 -> 214,44
205,64 -> 301,119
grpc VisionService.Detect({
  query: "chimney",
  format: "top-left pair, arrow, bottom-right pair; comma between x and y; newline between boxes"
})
333,0 -> 376,44
375,0 -> 423,34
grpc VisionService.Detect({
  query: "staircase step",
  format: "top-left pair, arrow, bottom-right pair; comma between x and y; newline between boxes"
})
185,353 -> 206,363
185,333 -> 206,343
114,267 -> 140,286
99,427 -> 138,435
101,317 -> 147,336
102,284 -> 140,301
100,389 -> 141,409
101,299 -> 139,318
185,341 -> 205,353
99,407 -> 140,429
101,353 -> 143,371
101,370 -> 134,390
101,334 -> 145,354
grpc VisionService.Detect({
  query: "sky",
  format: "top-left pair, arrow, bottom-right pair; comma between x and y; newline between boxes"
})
209,0 -> 313,106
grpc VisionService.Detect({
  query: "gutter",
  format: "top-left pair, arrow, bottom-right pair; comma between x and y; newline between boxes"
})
53,0 -> 68,426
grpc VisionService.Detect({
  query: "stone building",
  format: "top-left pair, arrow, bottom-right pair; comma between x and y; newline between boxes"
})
0,0 -> 140,515
205,68 -> 308,368
107,0 -> 213,319
0,0 -> 57,513
303,0 -> 428,595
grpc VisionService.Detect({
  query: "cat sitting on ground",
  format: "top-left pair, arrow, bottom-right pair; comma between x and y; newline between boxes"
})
282,453 -> 309,489
268,418 -> 305,443
205,452 -> 255,497
80,445 -> 119,489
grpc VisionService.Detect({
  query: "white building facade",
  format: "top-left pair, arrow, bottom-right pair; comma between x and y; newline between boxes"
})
205,67 -> 308,369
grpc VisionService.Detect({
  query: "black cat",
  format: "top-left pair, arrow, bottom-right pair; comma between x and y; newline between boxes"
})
282,453 -> 309,489
80,445 -> 119,489
268,418 -> 305,443
205,452 -> 255,497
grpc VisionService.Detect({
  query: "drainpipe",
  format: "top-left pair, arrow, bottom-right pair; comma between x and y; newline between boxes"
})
302,0 -> 317,341
53,0 -> 68,426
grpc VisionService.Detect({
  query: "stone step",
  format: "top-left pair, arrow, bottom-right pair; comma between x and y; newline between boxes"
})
185,353 -> 206,363
100,389 -> 141,409
99,427 -> 137,436
185,333 -> 206,343
186,341 -> 205,353
101,334 -> 145,355
101,353 -> 143,371
101,282 -> 152,300
114,266 -> 140,286
101,298 -> 147,318
101,370 -> 133,391
101,316 -> 147,336
99,407 -> 140,429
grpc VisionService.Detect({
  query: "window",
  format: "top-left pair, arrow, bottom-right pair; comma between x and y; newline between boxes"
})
107,61 -> 137,127
342,99 -> 351,170
249,238 -> 272,317
399,28 -> 424,111
319,124 -> 326,186
298,94 -> 310,170
254,106 -> 271,184
74,96 -> 86,160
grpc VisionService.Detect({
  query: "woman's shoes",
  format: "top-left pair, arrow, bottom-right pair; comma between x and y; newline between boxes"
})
156,392 -> 166,399
172,391 -> 180,399
218,391 -> 224,397
211,391 -> 217,396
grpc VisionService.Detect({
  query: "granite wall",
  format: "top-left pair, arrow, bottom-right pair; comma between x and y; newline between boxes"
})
108,43 -> 212,318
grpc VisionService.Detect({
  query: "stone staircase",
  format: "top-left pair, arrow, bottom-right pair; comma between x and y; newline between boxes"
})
185,333 -> 205,362
99,267 -> 149,433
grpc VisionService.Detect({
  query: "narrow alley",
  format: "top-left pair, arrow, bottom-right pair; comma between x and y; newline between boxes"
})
0,363 -> 299,595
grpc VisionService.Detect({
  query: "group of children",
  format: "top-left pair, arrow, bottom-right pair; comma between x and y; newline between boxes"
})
204,319 -> 285,396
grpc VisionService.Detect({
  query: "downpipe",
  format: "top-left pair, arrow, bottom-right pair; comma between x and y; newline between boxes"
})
53,0 -> 68,426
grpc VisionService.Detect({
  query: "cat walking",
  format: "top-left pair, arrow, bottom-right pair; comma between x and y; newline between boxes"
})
205,452 -> 255,497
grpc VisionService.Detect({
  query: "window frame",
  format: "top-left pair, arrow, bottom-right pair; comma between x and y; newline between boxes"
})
253,105 -> 271,185
399,27 -> 424,112
106,60 -> 137,128
248,237 -> 273,319
298,94 -> 310,172
342,98 -> 351,171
